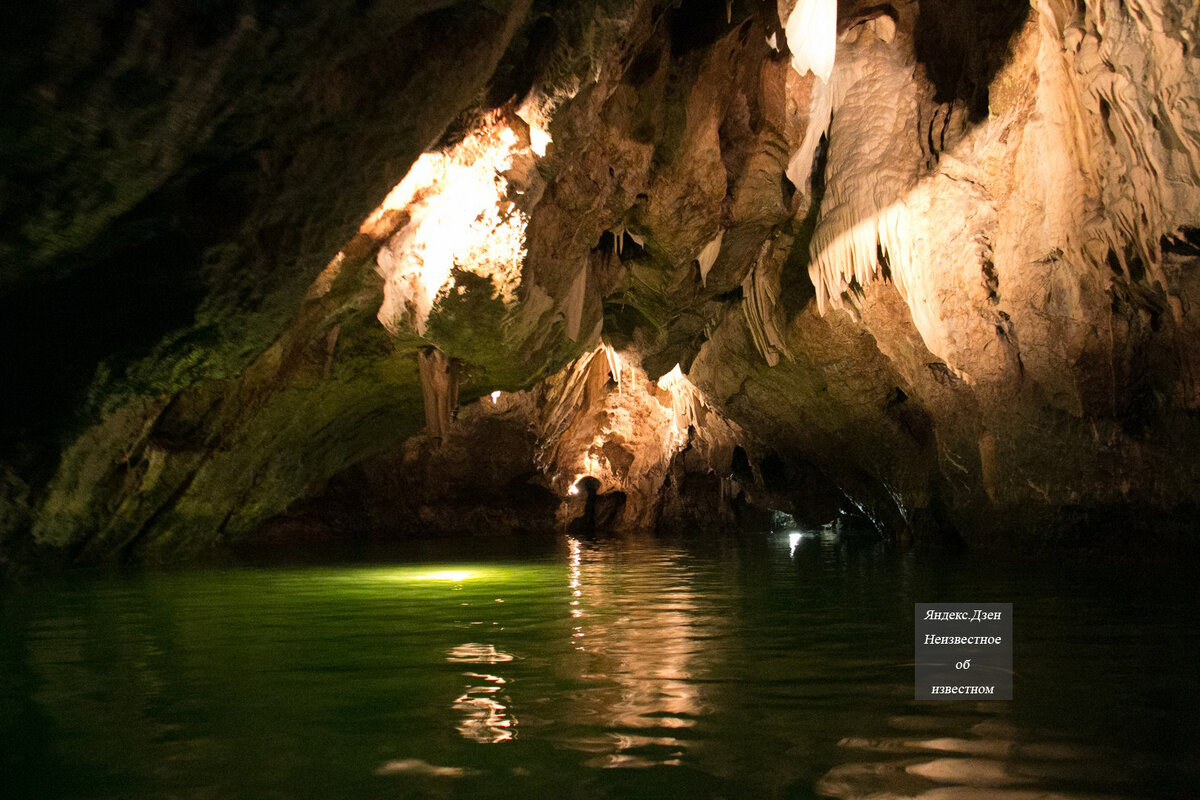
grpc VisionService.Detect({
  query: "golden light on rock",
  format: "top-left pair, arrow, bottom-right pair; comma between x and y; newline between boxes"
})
372,116 -> 536,335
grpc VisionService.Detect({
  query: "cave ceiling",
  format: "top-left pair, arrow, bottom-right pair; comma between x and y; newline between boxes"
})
3,0 -> 1200,562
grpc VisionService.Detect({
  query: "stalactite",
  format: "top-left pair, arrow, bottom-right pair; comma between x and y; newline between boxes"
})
784,0 -> 837,82
656,365 -> 697,452
741,239 -> 789,366
609,222 -> 645,258
602,343 -> 622,394
696,231 -> 723,287
805,0 -> 1200,342
417,349 -> 460,441
806,16 -> 923,318
656,364 -> 740,481
562,263 -> 588,341
782,0 -> 838,194
533,345 -> 742,529
1059,0 -> 1200,308
534,347 -> 610,478
786,76 -> 832,192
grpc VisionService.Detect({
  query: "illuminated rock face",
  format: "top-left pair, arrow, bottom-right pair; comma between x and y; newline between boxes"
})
4,0 -> 1200,561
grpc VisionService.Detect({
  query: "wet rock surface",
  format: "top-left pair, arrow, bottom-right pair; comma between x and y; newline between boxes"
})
4,0 -> 1200,562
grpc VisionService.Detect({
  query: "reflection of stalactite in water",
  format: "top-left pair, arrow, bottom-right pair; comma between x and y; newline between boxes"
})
818,711 -> 1123,799
445,643 -> 513,664
567,536 -> 585,650
445,646 -> 517,744
453,673 -> 516,744
558,542 -> 707,769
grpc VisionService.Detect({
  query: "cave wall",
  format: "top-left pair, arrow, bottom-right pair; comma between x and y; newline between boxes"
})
4,0 -> 1200,562
1,0 -> 533,460
1,0 -> 645,561
756,0 -> 1200,543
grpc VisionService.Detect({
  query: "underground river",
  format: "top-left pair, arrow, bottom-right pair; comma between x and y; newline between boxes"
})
2,531 -> 1197,799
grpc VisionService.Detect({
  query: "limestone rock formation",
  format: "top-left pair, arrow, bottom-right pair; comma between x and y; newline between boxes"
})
3,0 -> 1200,562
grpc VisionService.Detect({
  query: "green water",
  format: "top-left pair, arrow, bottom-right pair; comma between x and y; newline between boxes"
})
2,532 -> 1198,799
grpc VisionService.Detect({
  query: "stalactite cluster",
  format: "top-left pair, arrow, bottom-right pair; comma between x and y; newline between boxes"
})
5,0 -> 1200,561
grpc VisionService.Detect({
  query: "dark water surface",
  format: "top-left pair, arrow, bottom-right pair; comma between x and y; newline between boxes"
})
3,532 -> 1198,799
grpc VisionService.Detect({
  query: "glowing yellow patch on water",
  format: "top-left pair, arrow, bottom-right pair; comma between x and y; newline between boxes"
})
311,563 -> 558,596
413,570 -> 477,582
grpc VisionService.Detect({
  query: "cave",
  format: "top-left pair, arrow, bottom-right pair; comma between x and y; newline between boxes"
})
2,0 -> 1199,796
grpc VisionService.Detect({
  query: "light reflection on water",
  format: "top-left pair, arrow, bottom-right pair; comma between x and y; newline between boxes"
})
1,533 -> 1198,799
446,645 -> 516,744
560,535 -> 707,770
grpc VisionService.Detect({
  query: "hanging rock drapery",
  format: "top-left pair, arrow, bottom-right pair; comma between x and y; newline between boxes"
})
418,349 -> 460,441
